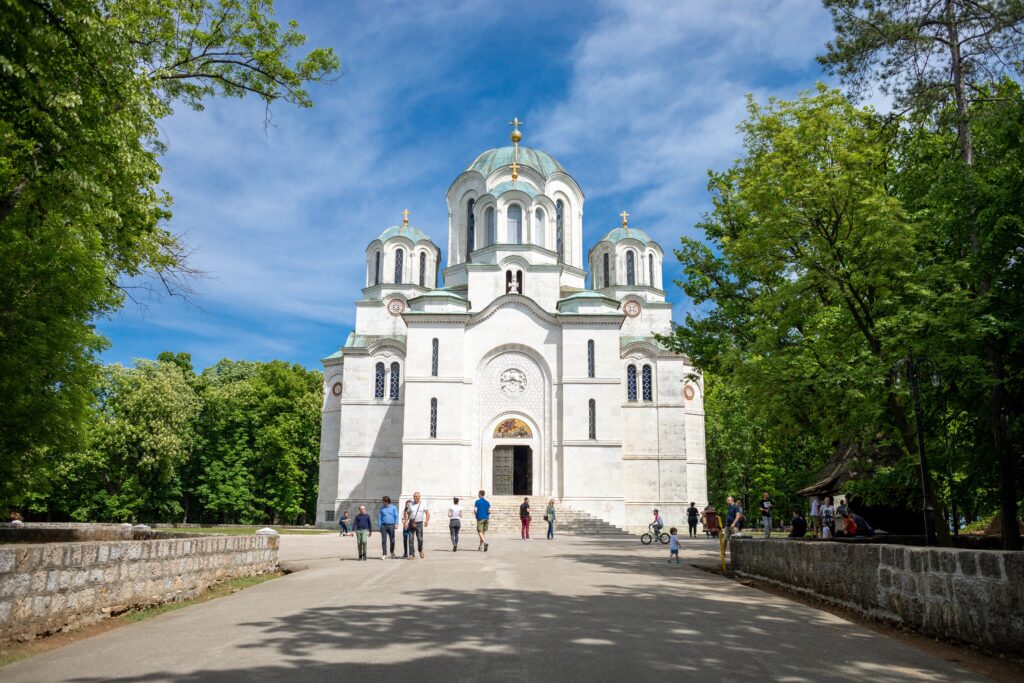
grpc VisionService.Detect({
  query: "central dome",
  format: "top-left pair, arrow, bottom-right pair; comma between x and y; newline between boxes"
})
468,146 -> 564,178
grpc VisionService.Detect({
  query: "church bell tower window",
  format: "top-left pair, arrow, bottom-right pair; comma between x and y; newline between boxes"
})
588,399 -> 596,439
389,362 -> 401,400
626,251 -> 635,286
508,205 -> 522,244
394,249 -> 404,284
642,364 -> 653,401
627,365 -> 637,401
602,253 -> 609,289
467,199 -> 476,258
418,252 -> 426,286
429,398 -> 437,438
648,253 -> 655,287
374,251 -> 381,286
486,207 -> 495,246
374,363 -> 386,399
431,338 -> 439,377
535,208 -> 545,247
555,200 -> 564,262
587,340 -> 595,378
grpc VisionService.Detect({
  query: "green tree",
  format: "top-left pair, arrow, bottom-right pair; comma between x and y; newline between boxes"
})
0,0 -> 338,510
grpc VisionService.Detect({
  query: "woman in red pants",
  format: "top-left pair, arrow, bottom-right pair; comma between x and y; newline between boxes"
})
519,497 -> 531,539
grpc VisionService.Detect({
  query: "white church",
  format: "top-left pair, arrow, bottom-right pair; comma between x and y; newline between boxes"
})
317,121 -> 707,532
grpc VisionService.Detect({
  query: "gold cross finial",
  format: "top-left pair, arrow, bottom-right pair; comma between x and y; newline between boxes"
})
620,210 -> 629,227
402,208 -> 410,226
508,116 -> 525,143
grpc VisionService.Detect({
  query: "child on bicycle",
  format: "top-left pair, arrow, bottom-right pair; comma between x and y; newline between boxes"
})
668,527 -> 680,564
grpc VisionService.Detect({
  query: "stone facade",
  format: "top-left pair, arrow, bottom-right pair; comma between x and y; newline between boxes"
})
732,539 -> 1024,654
0,534 -> 279,641
317,135 -> 708,533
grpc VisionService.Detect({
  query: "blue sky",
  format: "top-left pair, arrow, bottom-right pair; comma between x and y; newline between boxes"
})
101,0 -> 847,371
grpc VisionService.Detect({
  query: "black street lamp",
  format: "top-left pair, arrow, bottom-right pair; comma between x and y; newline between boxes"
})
893,350 -> 940,547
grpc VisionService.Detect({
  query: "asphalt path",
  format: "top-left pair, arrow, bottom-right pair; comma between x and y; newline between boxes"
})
2,533 -> 985,682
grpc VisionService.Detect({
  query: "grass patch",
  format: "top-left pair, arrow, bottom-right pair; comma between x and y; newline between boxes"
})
161,527 -> 330,536
0,572 -> 282,669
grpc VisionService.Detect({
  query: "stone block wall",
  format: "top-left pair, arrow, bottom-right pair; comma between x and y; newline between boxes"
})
731,539 -> 1024,654
0,534 -> 279,641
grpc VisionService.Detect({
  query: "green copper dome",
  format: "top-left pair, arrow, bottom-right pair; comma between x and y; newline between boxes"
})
599,226 -> 655,245
378,225 -> 433,243
469,146 -> 565,178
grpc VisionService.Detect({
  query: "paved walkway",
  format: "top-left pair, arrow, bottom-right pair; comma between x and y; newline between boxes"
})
3,534 -> 983,682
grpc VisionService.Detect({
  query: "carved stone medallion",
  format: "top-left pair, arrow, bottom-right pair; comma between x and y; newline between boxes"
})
684,384 -> 695,400
332,382 -> 343,397
386,298 -> 406,316
623,300 -> 642,318
499,368 -> 527,396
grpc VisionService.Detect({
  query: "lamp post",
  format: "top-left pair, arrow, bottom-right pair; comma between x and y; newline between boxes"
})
893,350 -> 939,547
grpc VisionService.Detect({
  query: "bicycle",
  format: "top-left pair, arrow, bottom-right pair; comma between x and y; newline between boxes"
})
640,524 -> 670,545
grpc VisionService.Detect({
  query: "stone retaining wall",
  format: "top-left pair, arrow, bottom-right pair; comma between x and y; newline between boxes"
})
0,534 -> 279,641
731,539 -> 1024,653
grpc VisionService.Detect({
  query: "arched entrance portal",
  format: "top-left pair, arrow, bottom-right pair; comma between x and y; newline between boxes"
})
493,446 -> 532,495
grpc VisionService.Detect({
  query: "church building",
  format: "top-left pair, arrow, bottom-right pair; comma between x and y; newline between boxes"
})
317,121 -> 707,532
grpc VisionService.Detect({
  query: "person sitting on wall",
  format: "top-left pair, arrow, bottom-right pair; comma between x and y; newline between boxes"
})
836,511 -> 858,537
8,511 -> 24,525
788,510 -> 807,538
852,511 -> 875,537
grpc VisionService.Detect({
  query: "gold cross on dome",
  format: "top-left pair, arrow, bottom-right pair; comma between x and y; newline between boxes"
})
508,116 -> 525,135
620,210 -> 629,227
403,208 -> 410,226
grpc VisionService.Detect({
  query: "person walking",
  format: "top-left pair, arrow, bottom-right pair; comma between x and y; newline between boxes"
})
378,495 -> 398,559
667,527 -> 680,564
353,505 -> 372,561
474,490 -> 490,552
686,502 -> 699,538
401,500 -> 413,558
406,492 -> 430,559
758,491 -> 773,538
448,497 -> 463,551
809,494 -> 822,538
724,496 -> 745,547
519,497 -> 531,540
820,496 -> 835,539
545,499 -> 556,539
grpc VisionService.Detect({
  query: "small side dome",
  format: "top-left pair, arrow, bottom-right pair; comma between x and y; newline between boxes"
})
598,226 -> 655,245
379,224 -> 433,243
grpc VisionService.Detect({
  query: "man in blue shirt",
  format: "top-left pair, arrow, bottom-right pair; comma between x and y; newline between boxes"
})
378,495 -> 399,560
474,490 -> 491,552
724,495 -> 745,547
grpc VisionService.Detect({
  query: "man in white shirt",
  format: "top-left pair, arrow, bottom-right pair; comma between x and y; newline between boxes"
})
405,491 -> 431,559
810,495 -> 822,538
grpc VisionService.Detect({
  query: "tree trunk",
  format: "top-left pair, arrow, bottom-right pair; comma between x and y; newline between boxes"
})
944,0 -> 974,168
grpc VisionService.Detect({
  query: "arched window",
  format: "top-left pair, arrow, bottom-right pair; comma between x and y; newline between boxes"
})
627,365 -> 638,401
588,399 -> 596,439
431,338 -> 439,377
587,340 -> 595,378
389,362 -> 400,400
418,252 -> 426,286
467,199 -> 476,258
626,250 -> 635,286
374,363 -> 386,399
505,270 -> 523,294
602,253 -> 610,288
507,205 -> 522,243
486,207 -> 496,246
648,253 -> 655,288
642,365 -> 653,401
430,398 -> 437,438
534,208 -> 545,247
394,249 -> 404,284
555,200 -> 564,261
374,251 -> 381,286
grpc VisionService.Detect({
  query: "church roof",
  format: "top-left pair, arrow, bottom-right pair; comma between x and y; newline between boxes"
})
488,181 -> 541,198
469,146 -> 564,178
598,226 -> 655,245
377,225 -> 433,243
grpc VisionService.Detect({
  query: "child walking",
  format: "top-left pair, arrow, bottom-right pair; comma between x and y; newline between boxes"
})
668,527 -> 680,564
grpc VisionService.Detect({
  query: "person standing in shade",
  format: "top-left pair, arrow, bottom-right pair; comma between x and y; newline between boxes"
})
686,502 -> 699,538
448,497 -> 463,551
820,496 -> 835,539
353,505 -> 372,561
474,490 -> 490,552
789,510 -> 807,538
378,495 -> 398,559
667,527 -> 680,564
545,499 -> 556,539
519,497 -> 531,540
401,500 -> 413,558
758,491 -> 773,538
809,495 -> 822,538
406,492 -> 430,559
724,496 -> 745,547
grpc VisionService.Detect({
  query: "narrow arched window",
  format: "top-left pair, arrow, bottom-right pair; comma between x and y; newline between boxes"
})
486,207 -> 496,246
588,399 -> 596,440
626,251 -> 635,286
587,340 -> 595,378
627,365 -> 637,401
467,199 -> 476,258
419,252 -> 426,286
389,362 -> 400,400
602,253 -> 610,288
374,251 -> 381,285
555,200 -> 564,261
508,205 -> 522,243
431,338 -> 439,377
394,249 -> 404,284
374,363 -> 386,399
534,208 -> 545,247
642,364 -> 653,401
648,253 -> 655,288
518,270 -> 525,295
430,398 -> 438,438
